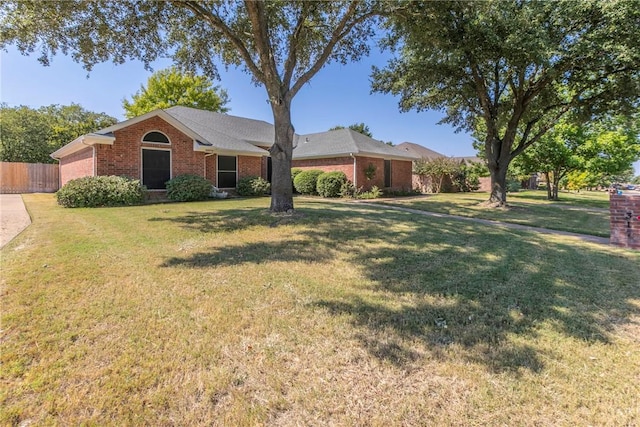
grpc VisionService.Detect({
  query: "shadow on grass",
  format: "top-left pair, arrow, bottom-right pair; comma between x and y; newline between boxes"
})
379,198 -> 610,237
155,200 -> 640,374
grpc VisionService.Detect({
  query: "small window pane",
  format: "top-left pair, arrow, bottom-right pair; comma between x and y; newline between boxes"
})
218,155 -> 236,171
218,171 -> 236,188
143,131 -> 170,144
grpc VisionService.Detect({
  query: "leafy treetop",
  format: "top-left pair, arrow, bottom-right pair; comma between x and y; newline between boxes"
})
0,103 -> 117,163
122,67 -> 230,119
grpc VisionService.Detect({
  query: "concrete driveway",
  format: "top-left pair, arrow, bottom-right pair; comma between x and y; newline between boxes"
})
0,194 -> 31,248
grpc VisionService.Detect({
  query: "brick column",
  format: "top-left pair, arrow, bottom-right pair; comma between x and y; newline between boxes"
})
610,193 -> 640,249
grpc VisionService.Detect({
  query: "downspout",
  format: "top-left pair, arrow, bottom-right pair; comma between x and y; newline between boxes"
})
350,153 -> 357,187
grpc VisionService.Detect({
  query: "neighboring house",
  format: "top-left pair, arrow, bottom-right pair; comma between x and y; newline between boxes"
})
51,106 -> 417,191
395,141 -> 491,193
292,129 -> 416,191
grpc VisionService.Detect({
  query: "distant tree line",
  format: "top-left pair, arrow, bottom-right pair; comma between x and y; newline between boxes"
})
0,103 -> 117,163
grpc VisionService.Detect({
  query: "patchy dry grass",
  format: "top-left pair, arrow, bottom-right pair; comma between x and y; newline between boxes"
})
1,194 -> 639,426
377,190 -> 610,237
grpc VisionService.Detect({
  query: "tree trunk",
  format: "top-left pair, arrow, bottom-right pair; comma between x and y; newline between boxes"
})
488,165 -> 509,205
551,171 -> 561,200
485,135 -> 510,206
544,172 -> 553,200
269,101 -> 295,212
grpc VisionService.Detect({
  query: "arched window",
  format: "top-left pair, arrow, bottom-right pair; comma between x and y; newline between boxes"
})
142,131 -> 170,144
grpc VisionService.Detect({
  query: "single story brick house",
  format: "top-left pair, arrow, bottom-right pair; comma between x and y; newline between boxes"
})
51,106 -> 418,191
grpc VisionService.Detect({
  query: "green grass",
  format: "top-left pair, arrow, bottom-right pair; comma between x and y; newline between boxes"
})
1,194 -> 639,425
376,190 -> 611,237
509,189 -> 611,208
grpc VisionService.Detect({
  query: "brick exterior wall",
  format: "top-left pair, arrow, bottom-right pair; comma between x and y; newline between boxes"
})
83,116 -> 265,190
391,160 -> 413,191
610,193 -> 640,249
291,156 -> 413,191
95,116 -> 212,186
238,156 -> 263,181
59,147 -> 94,186
292,157 -> 355,181
355,156 -> 385,190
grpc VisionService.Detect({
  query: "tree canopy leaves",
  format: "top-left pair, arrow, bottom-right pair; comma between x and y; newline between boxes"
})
122,67 -> 230,119
515,114 -> 640,198
0,103 -> 117,163
372,0 -> 640,204
329,122 -> 373,137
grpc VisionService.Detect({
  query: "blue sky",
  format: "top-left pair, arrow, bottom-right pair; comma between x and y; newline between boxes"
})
2,45 -> 639,175
1,45 -> 476,157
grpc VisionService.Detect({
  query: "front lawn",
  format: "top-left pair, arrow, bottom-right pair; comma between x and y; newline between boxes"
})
1,194 -> 638,425
376,190 -> 611,237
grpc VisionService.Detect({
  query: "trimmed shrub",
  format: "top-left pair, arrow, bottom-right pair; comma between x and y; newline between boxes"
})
237,176 -> 271,196
293,169 -> 323,195
166,174 -> 212,202
56,175 -> 146,208
316,171 -> 348,197
291,168 -> 303,192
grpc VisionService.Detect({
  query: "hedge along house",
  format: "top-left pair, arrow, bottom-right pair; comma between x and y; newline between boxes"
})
51,106 -> 417,191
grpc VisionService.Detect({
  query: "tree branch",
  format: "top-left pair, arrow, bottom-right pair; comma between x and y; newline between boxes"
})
176,1 -> 265,83
283,3 -> 311,89
244,0 -> 281,93
289,1 -> 376,99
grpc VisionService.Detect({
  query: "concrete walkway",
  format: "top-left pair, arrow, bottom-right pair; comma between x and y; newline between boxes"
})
354,200 -> 610,245
0,194 -> 32,248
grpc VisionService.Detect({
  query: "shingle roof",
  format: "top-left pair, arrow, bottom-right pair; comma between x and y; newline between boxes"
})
395,142 -> 445,160
58,107 -> 431,160
293,129 -> 419,160
92,107 -> 270,156
163,106 -> 275,147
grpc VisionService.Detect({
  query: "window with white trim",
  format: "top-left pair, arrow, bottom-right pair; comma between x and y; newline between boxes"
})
142,131 -> 170,144
142,148 -> 171,189
217,155 -> 237,188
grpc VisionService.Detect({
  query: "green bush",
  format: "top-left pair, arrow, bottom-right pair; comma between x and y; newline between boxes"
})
237,176 -> 271,196
166,174 -> 212,202
291,168 -> 303,183
339,181 -> 358,198
359,185 -> 383,199
506,177 -> 521,193
316,171 -> 348,197
56,175 -> 146,208
293,169 -> 324,195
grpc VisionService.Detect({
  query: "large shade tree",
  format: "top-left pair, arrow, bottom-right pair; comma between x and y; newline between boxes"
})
1,1 -> 382,211
122,67 -> 230,119
372,0 -> 640,205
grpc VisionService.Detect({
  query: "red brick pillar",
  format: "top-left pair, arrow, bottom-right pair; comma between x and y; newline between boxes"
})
610,193 -> 640,249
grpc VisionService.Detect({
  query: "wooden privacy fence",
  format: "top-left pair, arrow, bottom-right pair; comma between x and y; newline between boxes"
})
0,162 -> 59,193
